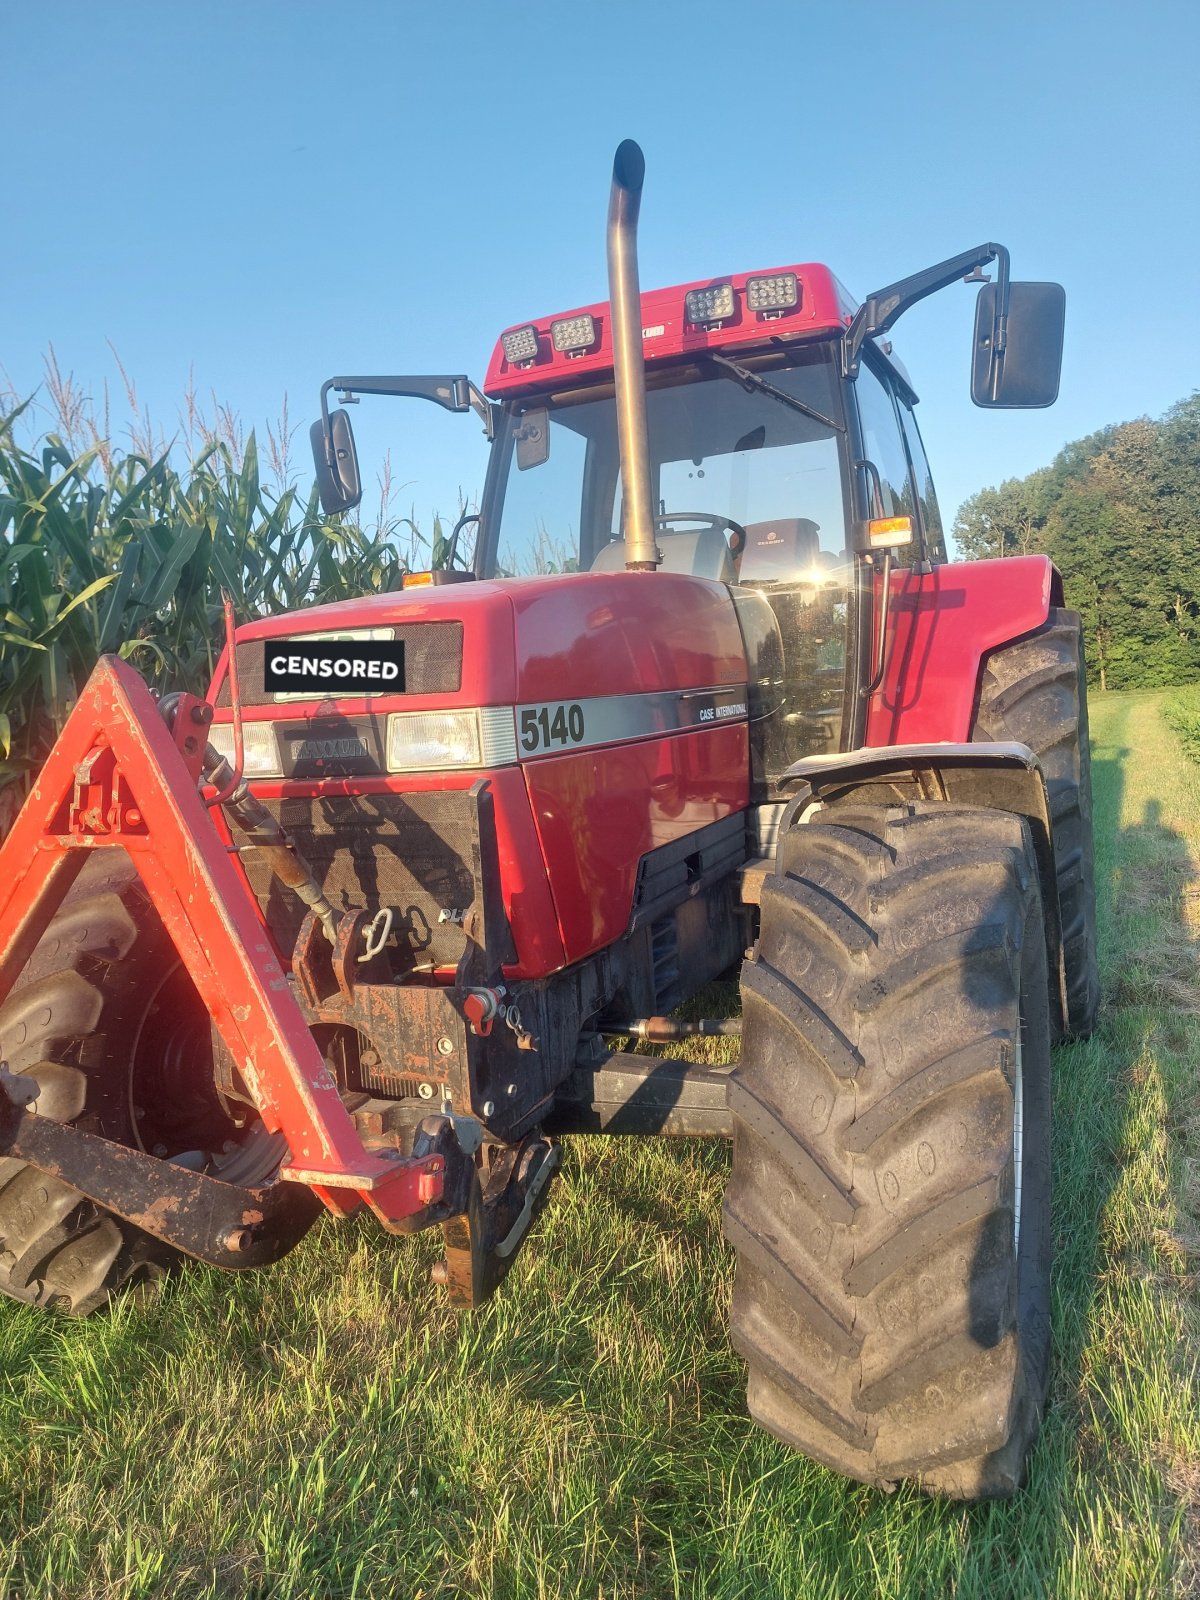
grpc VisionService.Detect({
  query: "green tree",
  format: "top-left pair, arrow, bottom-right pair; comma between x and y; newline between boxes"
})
953,469 -> 1054,562
954,392 -> 1200,690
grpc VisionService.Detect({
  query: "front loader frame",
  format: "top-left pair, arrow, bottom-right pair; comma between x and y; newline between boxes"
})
0,655 -> 450,1253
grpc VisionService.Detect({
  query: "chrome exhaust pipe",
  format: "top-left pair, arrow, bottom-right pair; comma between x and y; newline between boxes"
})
606,140 -> 659,571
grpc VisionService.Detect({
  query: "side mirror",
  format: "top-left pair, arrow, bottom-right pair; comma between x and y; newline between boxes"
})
972,281 -> 1066,408
515,407 -> 550,471
309,408 -> 362,513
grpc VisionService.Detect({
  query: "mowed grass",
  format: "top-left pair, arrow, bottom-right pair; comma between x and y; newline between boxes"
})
2,694 -> 1199,1599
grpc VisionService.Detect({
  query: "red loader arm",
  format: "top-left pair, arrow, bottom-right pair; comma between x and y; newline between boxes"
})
0,655 -> 444,1229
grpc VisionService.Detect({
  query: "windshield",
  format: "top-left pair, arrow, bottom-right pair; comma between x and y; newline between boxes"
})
482,345 -> 849,582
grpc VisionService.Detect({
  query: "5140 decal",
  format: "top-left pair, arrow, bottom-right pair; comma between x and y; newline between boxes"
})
519,703 -> 586,753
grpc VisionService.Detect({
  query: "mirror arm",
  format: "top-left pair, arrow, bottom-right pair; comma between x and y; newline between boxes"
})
842,243 -> 1011,378
317,378 -> 338,466
466,382 -> 497,441
319,374 -> 491,429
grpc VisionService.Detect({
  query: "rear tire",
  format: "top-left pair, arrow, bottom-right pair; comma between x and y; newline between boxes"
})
724,803 -> 1052,1498
0,855 -> 283,1316
972,607 -> 1099,1038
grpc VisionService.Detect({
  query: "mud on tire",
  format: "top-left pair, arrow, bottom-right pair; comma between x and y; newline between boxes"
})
972,607 -> 1099,1038
724,802 -> 1053,1498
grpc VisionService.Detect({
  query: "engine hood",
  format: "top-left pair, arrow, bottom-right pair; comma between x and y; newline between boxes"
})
208,571 -> 748,714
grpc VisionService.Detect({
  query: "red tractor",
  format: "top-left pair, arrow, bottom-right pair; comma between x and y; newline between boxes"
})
0,143 -> 1092,1499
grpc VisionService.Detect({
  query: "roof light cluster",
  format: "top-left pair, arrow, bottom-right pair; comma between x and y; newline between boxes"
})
746,272 -> 799,314
496,269 -> 809,378
502,313 -> 599,370
684,283 -> 736,325
684,274 -> 801,327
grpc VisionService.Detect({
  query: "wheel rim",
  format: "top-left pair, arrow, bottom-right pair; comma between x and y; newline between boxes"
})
127,963 -> 282,1186
1012,1027 -> 1025,1254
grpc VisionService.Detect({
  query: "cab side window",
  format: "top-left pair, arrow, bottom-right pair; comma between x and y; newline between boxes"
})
853,357 -> 914,521
898,401 -> 947,563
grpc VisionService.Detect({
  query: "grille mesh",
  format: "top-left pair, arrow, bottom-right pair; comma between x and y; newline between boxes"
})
234,791 -> 477,968
217,622 -> 463,706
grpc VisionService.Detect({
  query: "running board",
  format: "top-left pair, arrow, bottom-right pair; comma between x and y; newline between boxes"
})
546,1050 -> 736,1137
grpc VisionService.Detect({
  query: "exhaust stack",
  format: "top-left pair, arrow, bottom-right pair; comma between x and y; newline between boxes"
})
606,140 -> 659,571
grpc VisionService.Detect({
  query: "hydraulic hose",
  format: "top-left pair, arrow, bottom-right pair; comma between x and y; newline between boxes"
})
203,749 -> 339,945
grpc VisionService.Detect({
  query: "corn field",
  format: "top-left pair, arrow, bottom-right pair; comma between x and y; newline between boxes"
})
0,397 -> 450,815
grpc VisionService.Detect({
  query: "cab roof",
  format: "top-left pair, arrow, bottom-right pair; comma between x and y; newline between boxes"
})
484,262 -> 858,398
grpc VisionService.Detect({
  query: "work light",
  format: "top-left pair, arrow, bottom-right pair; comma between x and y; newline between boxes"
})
684,284 -> 735,324
501,325 -> 540,365
746,272 -> 799,314
551,314 -> 597,354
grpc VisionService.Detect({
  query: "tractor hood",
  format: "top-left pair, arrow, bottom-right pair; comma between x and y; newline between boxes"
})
205,572 -> 752,978
208,571 -> 748,725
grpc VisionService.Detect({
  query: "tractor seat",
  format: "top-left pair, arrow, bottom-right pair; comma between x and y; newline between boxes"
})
590,525 -> 736,584
737,517 -> 822,580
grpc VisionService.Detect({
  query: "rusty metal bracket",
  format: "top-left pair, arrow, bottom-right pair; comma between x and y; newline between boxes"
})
455,779 -> 516,990
435,1133 -> 560,1307
0,1103 -> 321,1270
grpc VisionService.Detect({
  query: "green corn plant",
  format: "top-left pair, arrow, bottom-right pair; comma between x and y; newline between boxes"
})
0,403 -> 423,812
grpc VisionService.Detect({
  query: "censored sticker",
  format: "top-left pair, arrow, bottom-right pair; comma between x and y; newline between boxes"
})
264,638 -> 406,694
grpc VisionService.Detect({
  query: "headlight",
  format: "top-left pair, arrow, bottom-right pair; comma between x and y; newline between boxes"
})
385,708 -> 518,771
387,710 -> 482,771
207,721 -> 282,777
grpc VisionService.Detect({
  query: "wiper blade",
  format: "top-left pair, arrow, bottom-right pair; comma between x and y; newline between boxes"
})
709,353 -> 843,434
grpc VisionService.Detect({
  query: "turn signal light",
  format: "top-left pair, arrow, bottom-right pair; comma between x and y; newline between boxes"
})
402,571 -> 435,588
868,516 -> 914,548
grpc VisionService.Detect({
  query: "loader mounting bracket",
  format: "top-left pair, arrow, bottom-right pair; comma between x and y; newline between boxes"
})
0,1100 -> 321,1270
0,655 -> 445,1227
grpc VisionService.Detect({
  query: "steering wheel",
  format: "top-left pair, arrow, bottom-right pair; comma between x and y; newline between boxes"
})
655,511 -> 748,557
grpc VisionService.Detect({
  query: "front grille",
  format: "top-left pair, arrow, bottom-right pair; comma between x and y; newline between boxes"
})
233,791 -> 477,969
217,622 -> 463,706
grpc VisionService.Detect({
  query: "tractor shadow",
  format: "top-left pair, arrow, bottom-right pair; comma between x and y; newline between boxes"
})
942,748 -> 1199,1593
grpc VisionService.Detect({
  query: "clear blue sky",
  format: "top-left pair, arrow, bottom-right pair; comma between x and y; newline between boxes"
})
4,0 -> 1197,548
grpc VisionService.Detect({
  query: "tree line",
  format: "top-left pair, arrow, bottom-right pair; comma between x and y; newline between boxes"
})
953,393 -> 1200,690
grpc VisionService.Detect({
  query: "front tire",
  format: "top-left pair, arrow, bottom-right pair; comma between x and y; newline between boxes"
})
0,855 -> 289,1316
724,802 -> 1052,1498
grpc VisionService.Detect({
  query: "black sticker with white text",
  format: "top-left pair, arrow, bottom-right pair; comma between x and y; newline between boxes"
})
264,638 -> 406,695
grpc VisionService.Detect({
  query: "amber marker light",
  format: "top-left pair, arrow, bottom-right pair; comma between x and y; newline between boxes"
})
868,516 -> 914,548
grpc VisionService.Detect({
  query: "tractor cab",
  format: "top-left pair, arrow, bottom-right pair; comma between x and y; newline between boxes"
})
310,261 -> 958,785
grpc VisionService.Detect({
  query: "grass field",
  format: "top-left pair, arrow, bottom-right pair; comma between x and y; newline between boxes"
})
2,691 -> 1199,1599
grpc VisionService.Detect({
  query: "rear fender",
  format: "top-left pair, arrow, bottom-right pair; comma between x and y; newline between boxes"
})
778,741 -> 1067,1034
